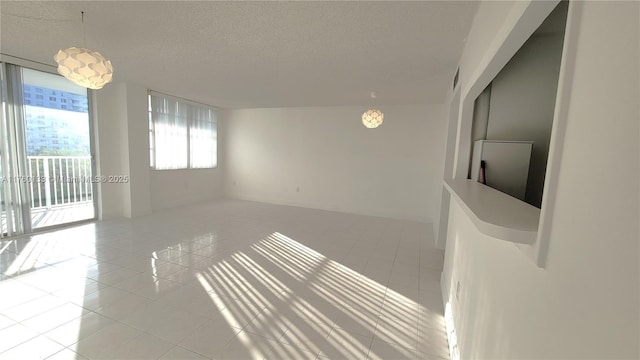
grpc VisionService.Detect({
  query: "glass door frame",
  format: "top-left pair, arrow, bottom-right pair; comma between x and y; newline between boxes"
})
0,54 -> 98,235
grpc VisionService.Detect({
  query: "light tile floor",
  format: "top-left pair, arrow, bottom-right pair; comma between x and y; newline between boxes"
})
0,200 -> 448,360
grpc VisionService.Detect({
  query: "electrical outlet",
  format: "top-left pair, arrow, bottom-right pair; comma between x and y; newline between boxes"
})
455,281 -> 461,301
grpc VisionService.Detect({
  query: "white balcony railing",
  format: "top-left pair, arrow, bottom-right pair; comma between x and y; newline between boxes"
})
27,156 -> 93,209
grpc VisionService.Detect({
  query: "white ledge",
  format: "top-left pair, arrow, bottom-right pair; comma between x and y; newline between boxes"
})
444,178 -> 540,244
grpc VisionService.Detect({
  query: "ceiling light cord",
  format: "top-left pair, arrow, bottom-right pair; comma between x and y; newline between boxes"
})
81,11 -> 86,47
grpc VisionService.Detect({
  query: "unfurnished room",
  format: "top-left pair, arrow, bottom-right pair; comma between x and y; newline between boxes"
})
0,1 -> 638,359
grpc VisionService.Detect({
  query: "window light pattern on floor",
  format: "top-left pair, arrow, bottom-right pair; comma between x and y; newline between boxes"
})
193,232 -> 444,359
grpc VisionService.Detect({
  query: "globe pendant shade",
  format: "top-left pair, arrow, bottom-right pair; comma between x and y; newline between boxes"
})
362,109 -> 384,128
54,47 -> 114,89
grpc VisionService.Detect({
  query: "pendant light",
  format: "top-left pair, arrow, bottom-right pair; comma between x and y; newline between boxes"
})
54,11 -> 113,90
362,92 -> 383,128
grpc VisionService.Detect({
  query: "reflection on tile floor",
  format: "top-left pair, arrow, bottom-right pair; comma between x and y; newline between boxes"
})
0,200 -> 448,360
1,202 -> 95,233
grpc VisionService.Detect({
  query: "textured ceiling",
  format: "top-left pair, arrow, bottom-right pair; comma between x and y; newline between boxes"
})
1,1 -> 478,108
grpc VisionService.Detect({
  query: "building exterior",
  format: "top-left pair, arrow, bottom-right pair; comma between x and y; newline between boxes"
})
22,84 -> 90,156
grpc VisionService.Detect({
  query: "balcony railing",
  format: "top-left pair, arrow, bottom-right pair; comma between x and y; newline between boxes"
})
27,156 -> 93,209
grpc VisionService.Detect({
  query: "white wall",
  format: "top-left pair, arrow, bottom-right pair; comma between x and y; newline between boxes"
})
435,87 -> 461,249
93,83 -> 129,219
458,1 -> 518,90
123,83 -> 152,217
224,105 -> 445,223
149,168 -> 223,210
442,1 -> 639,358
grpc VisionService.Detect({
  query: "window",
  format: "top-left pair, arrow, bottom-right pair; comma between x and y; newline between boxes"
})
148,91 -> 217,170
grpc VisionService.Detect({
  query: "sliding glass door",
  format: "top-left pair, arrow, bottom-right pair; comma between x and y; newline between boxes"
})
0,62 -> 96,236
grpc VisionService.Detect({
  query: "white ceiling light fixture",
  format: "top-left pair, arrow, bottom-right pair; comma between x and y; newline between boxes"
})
362,109 -> 384,129
54,11 -> 113,90
362,91 -> 383,129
